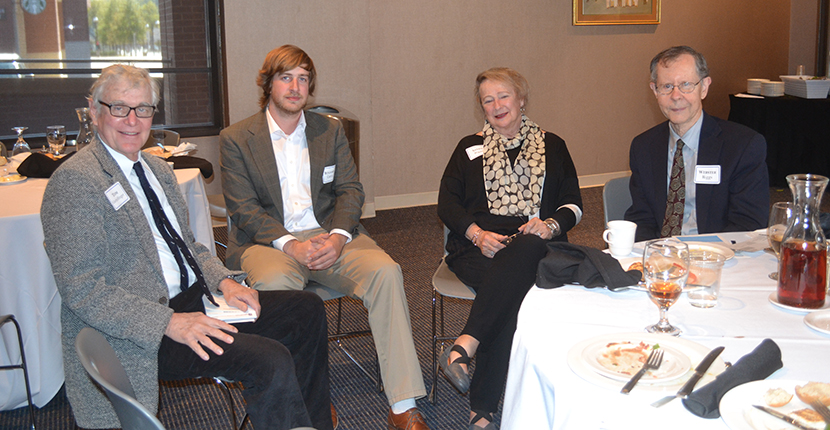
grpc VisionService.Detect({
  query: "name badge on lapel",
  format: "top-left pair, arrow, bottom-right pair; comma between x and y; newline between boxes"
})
323,165 -> 335,184
695,165 -> 721,184
466,145 -> 483,160
105,182 -> 130,210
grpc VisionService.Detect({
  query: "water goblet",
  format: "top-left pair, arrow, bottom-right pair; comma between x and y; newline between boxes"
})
46,125 -> 66,156
767,202 -> 794,280
643,238 -> 690,336
11,127 -> 31,156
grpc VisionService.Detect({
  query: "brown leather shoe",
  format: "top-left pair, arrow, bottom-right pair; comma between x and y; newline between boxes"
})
331,403 -> 339,430
387,407 -> 430,430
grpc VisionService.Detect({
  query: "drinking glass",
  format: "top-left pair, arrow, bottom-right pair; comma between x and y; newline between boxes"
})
643,238 -> 689,336
46,125 -> 66,156
11,127 -> 31,156
152,130 -> 166,150
767,202 -> 794,280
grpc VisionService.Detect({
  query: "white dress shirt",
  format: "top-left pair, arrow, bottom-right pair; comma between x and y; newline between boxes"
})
266,109 -> 351,252
102,142 -> 194,299
667,114 -> 704,235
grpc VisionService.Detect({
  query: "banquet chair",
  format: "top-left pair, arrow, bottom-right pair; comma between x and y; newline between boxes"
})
428,227 -> 476,404
0,315 -> 37,430
74,328 -> 165,430
602,174 -> 632,225
142,129 -> 181,150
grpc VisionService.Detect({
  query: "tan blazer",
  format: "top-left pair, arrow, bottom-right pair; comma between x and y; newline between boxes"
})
219,111 -> 364,269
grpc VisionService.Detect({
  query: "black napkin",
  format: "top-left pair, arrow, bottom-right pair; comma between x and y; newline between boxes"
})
535,242 -> 642,291
682,338 -> 783,419
17,152 -> 76,178
169,155 -> 213,178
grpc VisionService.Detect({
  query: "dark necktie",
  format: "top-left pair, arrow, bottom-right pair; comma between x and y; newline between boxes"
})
133,162 -> 218,306
661,139 -> 685,237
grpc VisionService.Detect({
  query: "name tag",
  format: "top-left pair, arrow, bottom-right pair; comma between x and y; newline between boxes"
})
466,145 -> 483,160
695,165 -> 721,184
322,165 -> 335,184
105,182 -> 130,210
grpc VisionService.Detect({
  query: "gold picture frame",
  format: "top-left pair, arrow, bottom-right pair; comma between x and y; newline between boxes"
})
574,0 -> 661,25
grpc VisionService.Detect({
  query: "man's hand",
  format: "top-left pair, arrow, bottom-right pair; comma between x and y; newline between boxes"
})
219,278 -> 260,317
164,313 -> 237,361
283,238 -> 324,266
308,233 -> 347,270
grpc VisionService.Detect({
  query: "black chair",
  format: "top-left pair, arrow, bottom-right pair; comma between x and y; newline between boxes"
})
74,327 -> 165,430
0,315 -> 36,430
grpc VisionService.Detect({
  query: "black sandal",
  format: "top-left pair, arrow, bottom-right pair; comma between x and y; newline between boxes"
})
439,344 -> 471,394
468,410 -> 495,430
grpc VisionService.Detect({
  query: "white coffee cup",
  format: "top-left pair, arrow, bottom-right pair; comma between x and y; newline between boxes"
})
602,220 -> 637,258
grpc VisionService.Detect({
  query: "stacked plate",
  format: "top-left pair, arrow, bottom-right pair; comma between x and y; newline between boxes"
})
746,78 -> 769,95
780,75 -> 830,99
760,80 -> 785,97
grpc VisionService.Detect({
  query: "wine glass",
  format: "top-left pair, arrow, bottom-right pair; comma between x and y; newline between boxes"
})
46,125 -> 66,156
767,202 -> 794,280
643,238 -> 689,336
11,127 -> 31,156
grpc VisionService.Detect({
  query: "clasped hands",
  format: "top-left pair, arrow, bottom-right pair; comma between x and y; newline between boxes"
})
164,278 -> 260,361
468,218 -> 553,259
283,232 -> 347,270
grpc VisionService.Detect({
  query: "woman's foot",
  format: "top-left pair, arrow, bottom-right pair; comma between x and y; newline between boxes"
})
468,410 -> 495,430
439,344 -> 471,394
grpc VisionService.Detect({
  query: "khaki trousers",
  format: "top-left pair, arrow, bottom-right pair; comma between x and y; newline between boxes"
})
240,229 -> 426,405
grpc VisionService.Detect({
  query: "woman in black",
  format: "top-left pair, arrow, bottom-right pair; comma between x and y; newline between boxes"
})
437,67 -> 582,429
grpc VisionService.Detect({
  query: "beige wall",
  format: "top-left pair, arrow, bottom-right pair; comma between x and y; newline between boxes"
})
220,0 -> 797,210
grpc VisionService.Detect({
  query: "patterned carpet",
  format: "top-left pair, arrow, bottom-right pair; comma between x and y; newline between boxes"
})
0,186 -> 803,429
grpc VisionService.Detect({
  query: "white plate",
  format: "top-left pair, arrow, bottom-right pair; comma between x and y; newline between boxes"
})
804,310 -> 830,335
686,242 -> 735,261
142,145 -> 178,158
768,292 -> 830,314
582,340 -> 691,382
0,174 -> 27,185
567,332 -> 726,393
720,379 -> 817,430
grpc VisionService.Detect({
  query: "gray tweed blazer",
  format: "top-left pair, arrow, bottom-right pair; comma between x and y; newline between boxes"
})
41,138 -> 241,428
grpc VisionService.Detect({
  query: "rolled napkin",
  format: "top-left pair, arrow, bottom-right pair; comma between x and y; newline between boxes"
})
682,338 -> 783,418
17,152 -> 75,178
536,242 -> 642,291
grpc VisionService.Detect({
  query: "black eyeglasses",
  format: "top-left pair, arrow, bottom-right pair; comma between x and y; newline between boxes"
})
653,80 -> 702,96
98,100 -> 157,118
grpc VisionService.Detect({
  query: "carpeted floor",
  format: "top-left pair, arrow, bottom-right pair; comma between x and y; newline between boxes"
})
0,185 -> 808,429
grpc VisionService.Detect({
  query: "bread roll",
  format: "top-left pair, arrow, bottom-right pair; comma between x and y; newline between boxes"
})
763,387 -> 793,407
795,382 -> 830,406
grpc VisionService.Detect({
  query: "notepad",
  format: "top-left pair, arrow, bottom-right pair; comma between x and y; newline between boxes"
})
202,295 -> 258,324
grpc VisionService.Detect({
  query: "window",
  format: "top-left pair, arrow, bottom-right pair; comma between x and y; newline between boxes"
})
0,0 -> 224,146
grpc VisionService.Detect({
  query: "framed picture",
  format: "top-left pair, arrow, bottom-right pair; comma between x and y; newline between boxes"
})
574,0 -> 661,25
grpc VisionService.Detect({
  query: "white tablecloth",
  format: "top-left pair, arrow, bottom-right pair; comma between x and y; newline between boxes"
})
501,233 -> 830,430
0,168 -> 215,410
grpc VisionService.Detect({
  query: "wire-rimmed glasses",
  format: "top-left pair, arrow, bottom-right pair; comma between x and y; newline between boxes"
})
653,80 -> 702,95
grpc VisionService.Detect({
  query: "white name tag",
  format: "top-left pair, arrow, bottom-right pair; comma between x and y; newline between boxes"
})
105,182 -> 130,210
466,145 -> 483,160
322,165 -> 335,184
695,165 -> 721,184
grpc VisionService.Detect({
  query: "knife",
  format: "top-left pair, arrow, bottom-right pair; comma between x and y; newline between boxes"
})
650,346 -> 725,408
753,405 -> 814,430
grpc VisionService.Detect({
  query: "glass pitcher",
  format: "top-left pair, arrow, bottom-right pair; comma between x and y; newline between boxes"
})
777,173 -> 829,308
76,107 -> 93,150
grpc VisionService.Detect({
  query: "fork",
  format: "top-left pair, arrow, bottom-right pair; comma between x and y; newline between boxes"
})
810,400 -> 830,430
620,349 -> 664,394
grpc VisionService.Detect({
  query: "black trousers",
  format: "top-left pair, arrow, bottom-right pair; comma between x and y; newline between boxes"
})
449,234 -> 549,413
158,286 -> 332,430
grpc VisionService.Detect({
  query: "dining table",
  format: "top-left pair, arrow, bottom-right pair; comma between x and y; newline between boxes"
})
0,167 -> 216,411
501,232 -> 830,430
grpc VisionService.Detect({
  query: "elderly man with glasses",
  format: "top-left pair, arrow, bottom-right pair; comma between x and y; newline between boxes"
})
41,64 -> 334,430
624,45 -> 769,241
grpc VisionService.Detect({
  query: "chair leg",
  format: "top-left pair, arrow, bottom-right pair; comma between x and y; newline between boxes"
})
429,291 -> 440,404
0,316 -> 37,430
329,298 -> 382,391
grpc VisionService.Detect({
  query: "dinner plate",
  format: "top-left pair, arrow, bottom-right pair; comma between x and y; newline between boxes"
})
581,339 -> 691,382
804,309 -> 830,335
686,242 -> 735,261
768,292 -> 830,314
720,379 -> 814,430
567,332 -> 726,393
142,146 -> 178,158
0,174 -> 27,185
